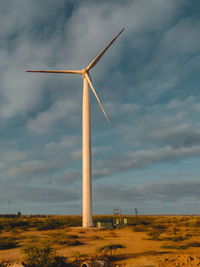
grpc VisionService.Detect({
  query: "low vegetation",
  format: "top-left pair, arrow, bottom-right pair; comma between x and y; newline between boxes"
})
46,232 -> 83,246
97,244 -> 126,258
147,232 -> 189,242
0,260 -> 9,267
23,242 -> 67,267
0,236 -> 18,249
1,215 -> 200,266
161,241 -> 200,250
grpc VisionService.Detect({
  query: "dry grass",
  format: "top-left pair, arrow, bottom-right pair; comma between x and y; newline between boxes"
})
1,215 -> 200,266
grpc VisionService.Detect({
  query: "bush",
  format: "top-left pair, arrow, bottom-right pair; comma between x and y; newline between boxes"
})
47,232 -> 83,246
23,242 -> 67,267
0,260 -> 9,267
161,241 -> 200,250
0,236 -> 18,249
161,244 -> 186,250
187,241 -> 200,247
151,224 -> 167,232
36,219 -> 63,231
164,235 -> 188,242
53,256 -> 67,266
56,239 -> 83,246
71,251 -> 88,262
172,227 -> 178,235
147,231 -> 161,240
195,220 -> 200,227
66,234 -> 79,239
149,234 -> 189,242
97,244 -> 126,258
0,218 -> 30,232
67,240 -> 83,246
132,225 -> 146,232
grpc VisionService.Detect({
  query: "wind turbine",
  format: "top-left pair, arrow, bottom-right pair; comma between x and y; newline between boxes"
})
26,28 -> 124,227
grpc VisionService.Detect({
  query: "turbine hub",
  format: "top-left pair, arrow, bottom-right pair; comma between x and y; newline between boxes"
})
82,68 -> 87,78
82,68 -> 87,73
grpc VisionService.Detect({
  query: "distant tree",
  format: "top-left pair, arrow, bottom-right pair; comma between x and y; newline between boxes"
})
135,208 -> 138,217
97,244 -> 126,257
17,211 -> 21,217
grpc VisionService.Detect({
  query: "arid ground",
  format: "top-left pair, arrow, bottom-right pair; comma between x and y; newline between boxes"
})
1,215 -> 200,266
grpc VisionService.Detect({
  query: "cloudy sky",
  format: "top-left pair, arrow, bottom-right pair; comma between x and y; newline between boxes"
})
0,0 -> 200,215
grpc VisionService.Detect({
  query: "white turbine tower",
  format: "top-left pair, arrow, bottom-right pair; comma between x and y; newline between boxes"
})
26,28 -> 124,228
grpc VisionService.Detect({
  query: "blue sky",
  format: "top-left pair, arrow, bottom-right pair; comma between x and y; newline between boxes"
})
0,0 -> 200,215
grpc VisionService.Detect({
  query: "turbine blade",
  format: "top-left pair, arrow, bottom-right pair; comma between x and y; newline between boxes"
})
85,72 -> 110,123
26,70 -> 82,74
86,28 -> 124,71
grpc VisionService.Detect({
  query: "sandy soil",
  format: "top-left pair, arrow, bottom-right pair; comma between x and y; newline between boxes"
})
1,216 -> 200,266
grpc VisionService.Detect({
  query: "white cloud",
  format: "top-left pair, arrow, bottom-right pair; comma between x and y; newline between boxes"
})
58,170 -> 81,185
2,150 -> 28,163
0,149 -> 29,175
147,124 -> 200,147
137,16 -> 200,101
27,98 -> 80,134
7,159 -> 61,177
94,179 -> 200,203
0,181 -> 79,203
105,102 -> 141,118
44,135 -> 80,151
93,145 -> 200,179
0,0 -> 184,121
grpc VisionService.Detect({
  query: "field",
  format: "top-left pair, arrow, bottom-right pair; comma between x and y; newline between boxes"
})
1,215 -> 200,266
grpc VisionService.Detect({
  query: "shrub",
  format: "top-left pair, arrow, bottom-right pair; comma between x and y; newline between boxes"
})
92,235 -> 101,240
187,241 -> 200,247
97,244 -> 126,257
0,260 -> 9,267
150,234 -> 189,243
71,251 -> 81,262
151,224 -> 167,232
71,251 -> 88,262
132,225 -> 146,232
23,242 -> 57,267
48,232 -> 83,246
195,220 -> 200,227
173,227 -> 178,235
36,219 -> 63,231
161,244 -> 186,250
161,241 -> 200,250
0,236 -> 18,249
53,256 -> 67,266
165,235 -> 188,242
147,231 -> 161,240
67,240 -> 83,246
56,239 -> 83,246
66,234 -> 79,239
0,218 -> 30,232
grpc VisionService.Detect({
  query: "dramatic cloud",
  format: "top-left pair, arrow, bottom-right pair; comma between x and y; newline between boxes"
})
0,0 -> 199,214
93,145 -> 200,179
7,160 -> 61,178
0,181 -> 79,203
94,180 -> 200,203
147,125 -> 200,148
